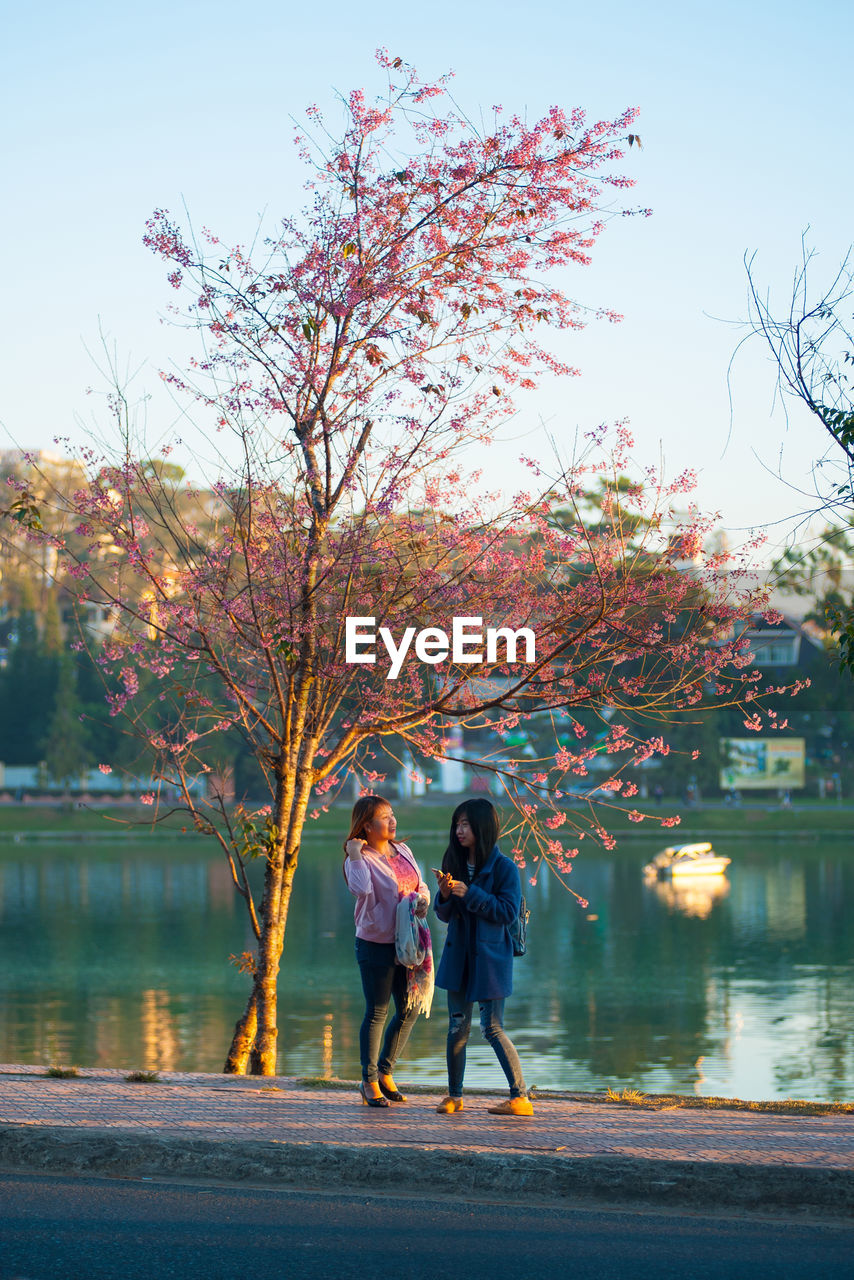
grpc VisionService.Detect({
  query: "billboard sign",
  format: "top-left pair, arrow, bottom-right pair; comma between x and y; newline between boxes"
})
719,738 -> 806,790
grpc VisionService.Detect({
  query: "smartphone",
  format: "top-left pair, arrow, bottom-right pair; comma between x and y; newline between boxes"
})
431,867 -> 444,877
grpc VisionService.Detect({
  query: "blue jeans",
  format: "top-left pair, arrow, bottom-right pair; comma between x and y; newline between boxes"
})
355,938 -> 419,1083
446,990 -> 527,1098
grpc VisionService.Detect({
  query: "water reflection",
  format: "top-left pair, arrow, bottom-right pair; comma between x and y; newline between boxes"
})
140,990 -> 180,1072
649,873 -> 730,919
0,837 -> 852,1101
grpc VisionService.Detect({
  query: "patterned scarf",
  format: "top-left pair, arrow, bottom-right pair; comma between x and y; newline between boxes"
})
394,891 -> 434,1018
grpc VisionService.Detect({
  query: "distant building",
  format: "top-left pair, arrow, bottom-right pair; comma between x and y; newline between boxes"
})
742,612 -> 825,672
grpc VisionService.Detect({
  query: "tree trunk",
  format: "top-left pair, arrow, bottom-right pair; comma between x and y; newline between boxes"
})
223,729 -> 316,1074
250,854 -> 304,1073
250,946 -> 281,1075
223,986 -> 258,1074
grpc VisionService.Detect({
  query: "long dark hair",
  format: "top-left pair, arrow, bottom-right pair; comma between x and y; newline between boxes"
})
441,798 -> 500,879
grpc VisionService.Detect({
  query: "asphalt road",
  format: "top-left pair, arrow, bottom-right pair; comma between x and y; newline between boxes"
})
1,1172 -> 853,1280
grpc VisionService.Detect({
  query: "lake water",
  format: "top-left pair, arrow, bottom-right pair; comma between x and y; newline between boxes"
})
1,832 -> 852,1101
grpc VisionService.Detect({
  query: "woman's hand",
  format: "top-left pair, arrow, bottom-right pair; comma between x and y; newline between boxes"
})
415,895 -> 429,918
345,838 -> 366,859
434,868 -> 454,900
449,879 -> 468,898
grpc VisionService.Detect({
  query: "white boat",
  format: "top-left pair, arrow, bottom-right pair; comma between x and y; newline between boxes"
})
643,842 -> 731,879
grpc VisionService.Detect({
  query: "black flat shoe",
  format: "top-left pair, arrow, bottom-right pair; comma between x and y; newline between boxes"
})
378,1080 -> 407,1102
359,1081 -> 390,1108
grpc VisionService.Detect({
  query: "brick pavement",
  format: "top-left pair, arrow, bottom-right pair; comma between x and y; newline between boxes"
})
1,1065 -> 852,1171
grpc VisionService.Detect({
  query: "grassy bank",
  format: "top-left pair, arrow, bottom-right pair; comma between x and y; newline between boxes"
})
0,804 -> 192,836
2,797 -> 854,842
577,801 -> 854,838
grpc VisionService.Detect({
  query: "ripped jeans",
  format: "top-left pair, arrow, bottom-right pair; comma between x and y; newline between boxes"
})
445,990 -> 527,1098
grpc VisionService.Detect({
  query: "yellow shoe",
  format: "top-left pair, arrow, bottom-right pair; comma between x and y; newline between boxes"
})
487,1096 -> 534,1116
436,1096 -> 464,1114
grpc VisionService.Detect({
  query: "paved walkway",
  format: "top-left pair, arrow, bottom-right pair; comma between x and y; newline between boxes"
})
2,1065 -> 853,1168
1,1065 -> 853,1214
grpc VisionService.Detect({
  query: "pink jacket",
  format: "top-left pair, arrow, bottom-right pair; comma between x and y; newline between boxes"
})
344,842 -> 430,943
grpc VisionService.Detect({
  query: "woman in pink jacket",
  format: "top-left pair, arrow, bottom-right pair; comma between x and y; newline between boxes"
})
344,794 -> 429,1107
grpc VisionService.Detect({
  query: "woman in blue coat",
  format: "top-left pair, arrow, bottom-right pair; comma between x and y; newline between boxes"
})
432,798 -> 533,1117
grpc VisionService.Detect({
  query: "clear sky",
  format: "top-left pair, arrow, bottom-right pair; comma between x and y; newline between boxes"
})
3,0 -> 852,553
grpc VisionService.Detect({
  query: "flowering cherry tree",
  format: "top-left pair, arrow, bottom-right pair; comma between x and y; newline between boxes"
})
6,57 -> 787,1075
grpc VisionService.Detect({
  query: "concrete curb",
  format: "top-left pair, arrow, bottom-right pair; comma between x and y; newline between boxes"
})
2,1125 -> 853,1216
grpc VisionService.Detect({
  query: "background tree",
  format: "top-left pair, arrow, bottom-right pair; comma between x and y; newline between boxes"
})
42,655 -> 91,786
0,583 -> 57,765
746,242 -> 854,498
746,241 -> 854,670
5,57 -> 783,1076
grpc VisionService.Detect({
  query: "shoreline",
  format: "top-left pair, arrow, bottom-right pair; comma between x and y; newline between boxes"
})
2,796 -> 854,844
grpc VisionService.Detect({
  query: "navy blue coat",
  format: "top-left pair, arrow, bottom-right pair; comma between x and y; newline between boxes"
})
433,845 -> 521,1001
